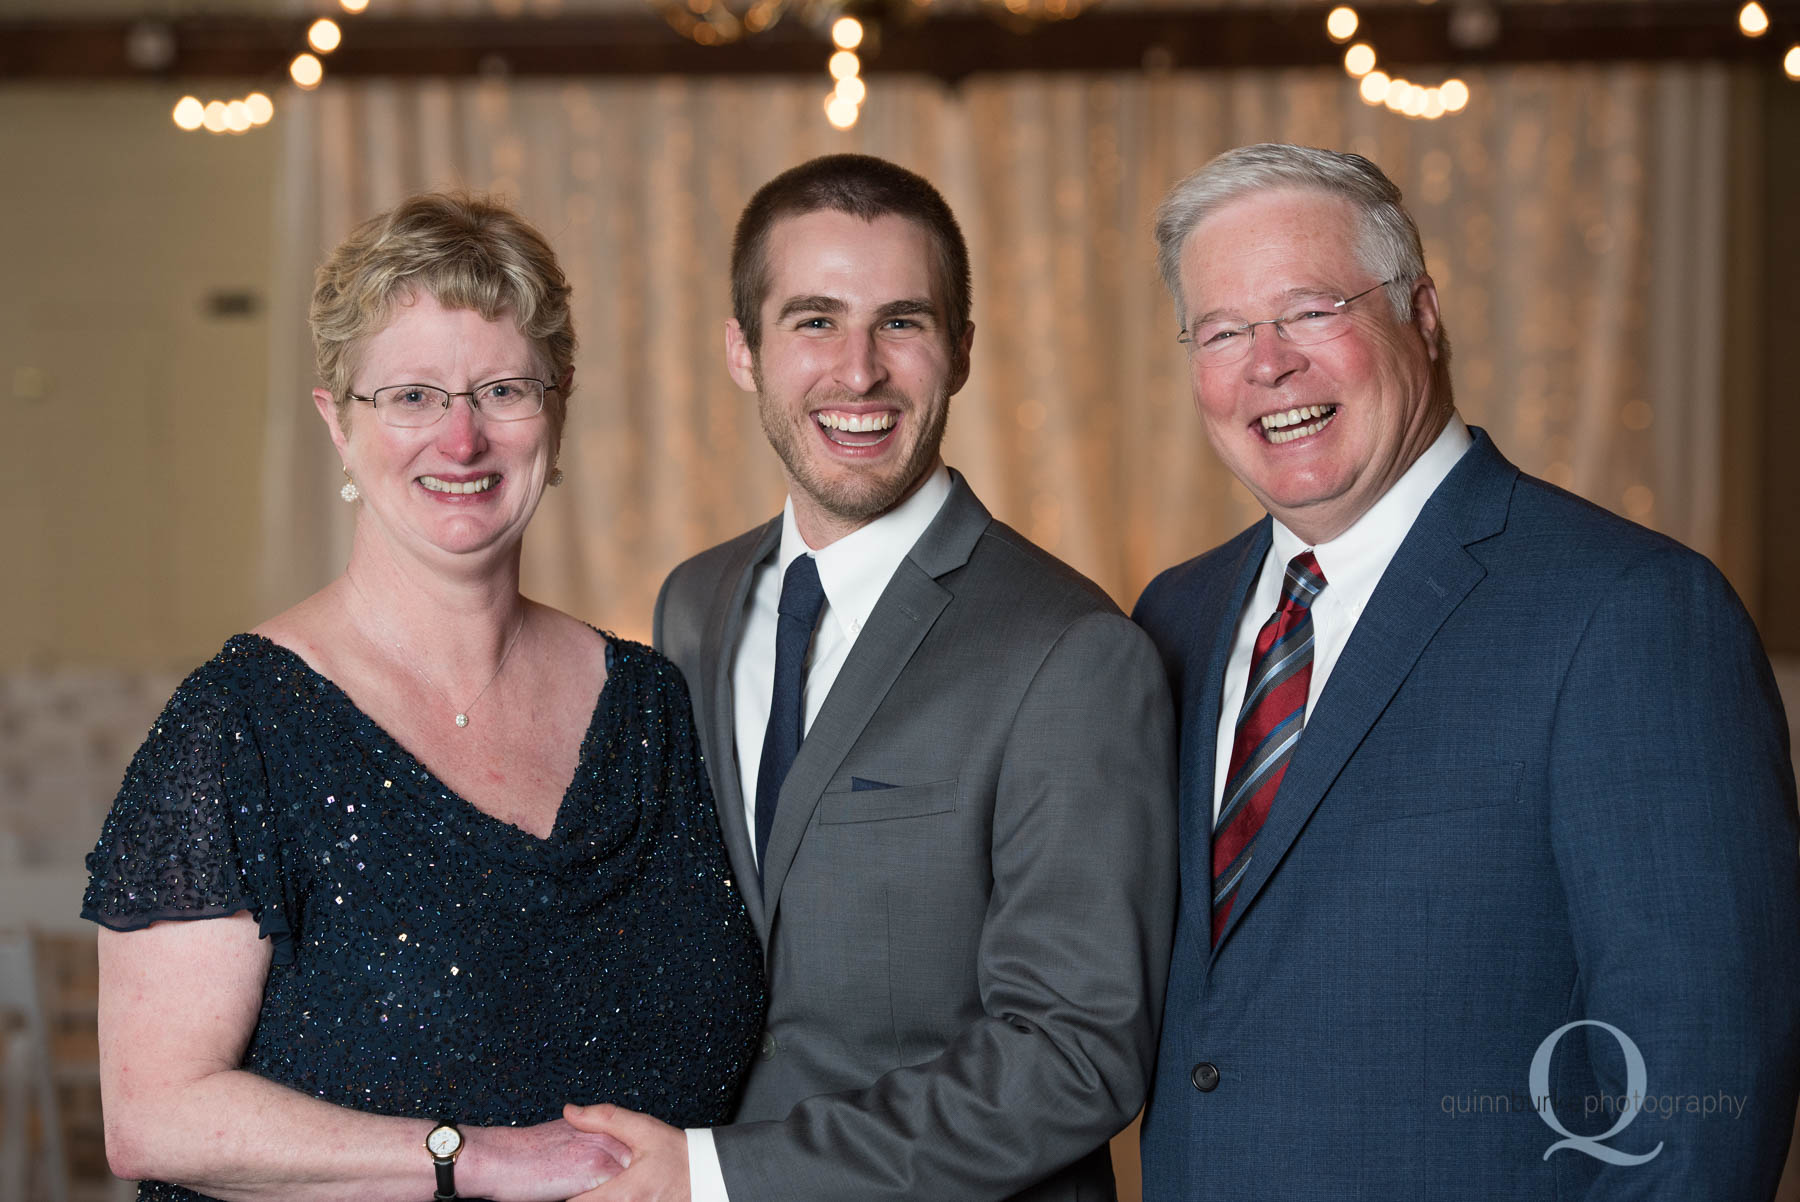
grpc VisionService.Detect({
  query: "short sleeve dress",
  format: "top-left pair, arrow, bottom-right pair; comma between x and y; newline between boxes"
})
83,633 -> 765,1202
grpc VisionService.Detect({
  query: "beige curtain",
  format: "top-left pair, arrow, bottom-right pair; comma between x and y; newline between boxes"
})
262,65 -> 1737,641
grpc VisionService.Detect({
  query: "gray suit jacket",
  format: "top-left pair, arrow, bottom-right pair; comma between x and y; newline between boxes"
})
654,474 -> 1178,1202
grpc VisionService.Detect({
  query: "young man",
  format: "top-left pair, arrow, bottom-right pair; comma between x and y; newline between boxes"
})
570,154 -> 1178,1202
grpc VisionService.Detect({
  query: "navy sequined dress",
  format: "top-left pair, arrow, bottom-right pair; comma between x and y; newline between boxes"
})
83,633 -> 765,1202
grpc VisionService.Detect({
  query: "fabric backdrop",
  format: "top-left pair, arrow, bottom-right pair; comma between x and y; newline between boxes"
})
261,64 -> 1740,641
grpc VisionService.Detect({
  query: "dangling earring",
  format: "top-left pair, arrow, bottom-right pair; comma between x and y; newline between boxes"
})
340,466 -> 360,503
547,465 -> 565,487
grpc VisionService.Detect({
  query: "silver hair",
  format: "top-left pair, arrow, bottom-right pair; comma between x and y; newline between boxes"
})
1153,143 -> 1427,332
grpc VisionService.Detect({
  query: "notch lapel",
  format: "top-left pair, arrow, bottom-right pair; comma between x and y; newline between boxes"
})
1211,432 -> 1516,953
704,520 -> 780,936
1174,524 -> 1271,932
757,477 -> 990,915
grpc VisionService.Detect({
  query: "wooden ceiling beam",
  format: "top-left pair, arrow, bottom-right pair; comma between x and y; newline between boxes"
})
2,4 -> 1797,83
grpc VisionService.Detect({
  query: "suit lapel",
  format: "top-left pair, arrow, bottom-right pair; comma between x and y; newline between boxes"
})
758,477 -> 990,914
706,520 -> 780,934
1178,524 -> 1270,928
1211,431 -> 1516,953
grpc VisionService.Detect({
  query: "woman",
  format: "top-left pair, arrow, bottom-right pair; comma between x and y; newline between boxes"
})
82,193 -> 764,1201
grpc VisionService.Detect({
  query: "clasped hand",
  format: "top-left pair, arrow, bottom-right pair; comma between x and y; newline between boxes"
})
560,1102 -> 692,1202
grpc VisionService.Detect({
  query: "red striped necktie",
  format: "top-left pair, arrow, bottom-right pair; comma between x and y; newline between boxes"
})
1212,551 -> 1327,945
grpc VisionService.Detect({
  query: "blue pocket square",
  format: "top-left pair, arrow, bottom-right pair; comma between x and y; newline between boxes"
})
851,777 -> 897,792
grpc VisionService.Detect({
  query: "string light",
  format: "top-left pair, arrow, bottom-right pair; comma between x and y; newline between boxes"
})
831,17 -> 864,50
822,38 -> 865,130
170,2 -> 371,133
824,92 -> 859,129
1739,2 -> 1770,37
1329,6 -> 1467,119
307,19 -> 343,54
171,95 -> 205,130
290,52 -> 324,89
1786,44 -> 1800,79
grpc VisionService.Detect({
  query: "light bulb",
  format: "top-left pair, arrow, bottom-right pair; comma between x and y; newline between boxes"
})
290,53 -> 324,89
308,18 -> 342,53
831,17 -> 864,49
172,95 -> 205,130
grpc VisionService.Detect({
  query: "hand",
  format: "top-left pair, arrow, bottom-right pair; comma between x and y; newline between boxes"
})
458,1116 -> 631,1202
562,1103 -> 691,1202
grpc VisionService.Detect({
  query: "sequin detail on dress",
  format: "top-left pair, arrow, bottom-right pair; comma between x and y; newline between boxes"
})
83,634 -> 764,1202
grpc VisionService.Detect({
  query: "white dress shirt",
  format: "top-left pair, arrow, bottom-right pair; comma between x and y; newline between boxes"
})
1211,415 -> 1473,819
688,463 -> 955,1201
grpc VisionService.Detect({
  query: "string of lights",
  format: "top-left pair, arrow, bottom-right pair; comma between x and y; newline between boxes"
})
1329,1 -> 1794,123
163,1 -> 1797,135
1738,1 -> 1800,78
1325,6 -> 1468,120
824,17 -> 866,129
170,0 -> 369,134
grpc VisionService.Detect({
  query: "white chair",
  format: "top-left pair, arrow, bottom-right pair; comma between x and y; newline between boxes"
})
0,931 -> 71,1202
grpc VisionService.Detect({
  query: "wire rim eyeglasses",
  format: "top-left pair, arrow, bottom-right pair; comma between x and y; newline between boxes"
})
347,377 -> 558,428
1177,278 -> 1403,364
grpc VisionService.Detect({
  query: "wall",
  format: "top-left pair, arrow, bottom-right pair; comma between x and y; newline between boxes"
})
1,84 -> 275,673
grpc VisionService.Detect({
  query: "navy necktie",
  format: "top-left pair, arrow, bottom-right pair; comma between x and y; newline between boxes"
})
754,554 -> 826,883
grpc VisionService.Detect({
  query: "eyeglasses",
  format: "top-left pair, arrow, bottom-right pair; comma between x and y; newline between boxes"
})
1177,279 -> 1401,365
347,377 -> 557,428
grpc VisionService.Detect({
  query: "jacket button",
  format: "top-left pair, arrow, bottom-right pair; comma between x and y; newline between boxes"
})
759,1031 -> 777,1061
1190,1062 -> 1220,1092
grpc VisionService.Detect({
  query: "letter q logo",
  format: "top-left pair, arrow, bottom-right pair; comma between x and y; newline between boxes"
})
1529,1020 -> 1664,1166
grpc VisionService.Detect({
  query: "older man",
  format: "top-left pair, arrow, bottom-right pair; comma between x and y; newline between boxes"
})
570,154 -> 1177,1201
1133,143 -> 1800,1199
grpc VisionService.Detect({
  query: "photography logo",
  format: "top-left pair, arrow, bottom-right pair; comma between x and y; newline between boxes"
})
1528,1020 -> 1664,1166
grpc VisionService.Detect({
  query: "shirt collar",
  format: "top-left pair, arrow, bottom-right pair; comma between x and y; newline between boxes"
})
776,464 -> 955,641
1270,413 -> 1474,595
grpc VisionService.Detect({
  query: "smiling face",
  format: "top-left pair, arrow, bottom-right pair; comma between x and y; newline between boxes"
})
726,209 -> 973,548
1178,188 -> 1449,545
315,291 -> 557,564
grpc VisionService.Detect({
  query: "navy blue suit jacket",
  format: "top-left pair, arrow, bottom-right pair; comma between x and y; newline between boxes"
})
1133,430 -> 1800,1199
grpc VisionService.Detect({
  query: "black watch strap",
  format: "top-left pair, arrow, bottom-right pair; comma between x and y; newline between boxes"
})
433,1157 -> 456,1202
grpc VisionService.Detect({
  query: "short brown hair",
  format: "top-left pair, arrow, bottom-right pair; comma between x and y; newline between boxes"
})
730,154 -> 971,353
310,192 -> 576,438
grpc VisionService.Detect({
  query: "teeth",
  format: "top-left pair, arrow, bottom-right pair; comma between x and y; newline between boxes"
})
420,474 -> 499,495
1261,404 -> 1333,430
1262,406 -> 1337,445
816,412 -> 896,433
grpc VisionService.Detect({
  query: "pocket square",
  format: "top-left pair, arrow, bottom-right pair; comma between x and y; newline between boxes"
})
851,777 -> 897,792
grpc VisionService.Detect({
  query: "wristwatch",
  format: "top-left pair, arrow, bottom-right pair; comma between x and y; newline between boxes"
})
425,1121 -> 464,1200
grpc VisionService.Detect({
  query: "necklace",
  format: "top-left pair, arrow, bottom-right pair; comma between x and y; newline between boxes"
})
345,572 -> 528,729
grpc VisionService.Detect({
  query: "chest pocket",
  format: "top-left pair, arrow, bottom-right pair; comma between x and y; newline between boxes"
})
818,777 -> 959,824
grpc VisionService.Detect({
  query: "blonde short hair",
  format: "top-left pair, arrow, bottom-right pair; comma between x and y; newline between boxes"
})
310,192 -> 576,438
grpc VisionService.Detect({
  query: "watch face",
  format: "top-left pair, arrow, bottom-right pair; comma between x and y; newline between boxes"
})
427,1126 -> 462,1158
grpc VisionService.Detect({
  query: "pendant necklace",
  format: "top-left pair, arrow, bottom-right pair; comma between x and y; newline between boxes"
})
346,572 -> 528,730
